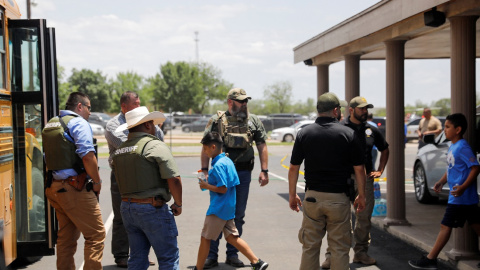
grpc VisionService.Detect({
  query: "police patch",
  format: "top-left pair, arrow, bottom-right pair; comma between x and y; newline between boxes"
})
365,128 -> 373,136
115,145 -> 138,155
44,122 -> 61,128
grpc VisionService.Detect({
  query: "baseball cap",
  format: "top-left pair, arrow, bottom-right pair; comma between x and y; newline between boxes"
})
316,92 -> 348,113
227,88 -> 251,101
350,96 -> 374,108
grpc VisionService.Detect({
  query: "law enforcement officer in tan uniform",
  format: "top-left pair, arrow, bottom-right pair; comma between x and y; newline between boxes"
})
200,88 -> 269,268
417,107 -> 442,149
112,106 -> 183,270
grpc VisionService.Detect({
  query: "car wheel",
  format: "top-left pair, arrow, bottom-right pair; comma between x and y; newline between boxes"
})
283,134 -> 294,142
183,127 -> 190,133
413,162 -> 436,204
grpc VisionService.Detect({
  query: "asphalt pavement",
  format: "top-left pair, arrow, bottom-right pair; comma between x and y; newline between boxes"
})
11,132 -> 480,270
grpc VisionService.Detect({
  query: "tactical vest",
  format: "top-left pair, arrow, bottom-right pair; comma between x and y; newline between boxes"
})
42,115 -> 83,171
112,134 -> 170,201
217,111 -> 253,149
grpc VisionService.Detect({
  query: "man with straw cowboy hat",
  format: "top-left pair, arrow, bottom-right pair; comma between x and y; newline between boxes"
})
112,106 -> 183,270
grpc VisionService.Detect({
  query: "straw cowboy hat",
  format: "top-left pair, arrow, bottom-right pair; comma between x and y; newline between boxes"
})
115,106 -> 166,133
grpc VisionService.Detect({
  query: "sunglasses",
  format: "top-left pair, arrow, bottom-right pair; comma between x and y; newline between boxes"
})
82,103 -> 92,112
234,99 -> 248,104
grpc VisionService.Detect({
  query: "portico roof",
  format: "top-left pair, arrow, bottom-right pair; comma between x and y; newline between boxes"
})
293,0 -> 480,65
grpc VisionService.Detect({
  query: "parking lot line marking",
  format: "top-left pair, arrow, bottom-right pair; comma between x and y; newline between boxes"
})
269,171 -> 305,190
280,154 -> 304,175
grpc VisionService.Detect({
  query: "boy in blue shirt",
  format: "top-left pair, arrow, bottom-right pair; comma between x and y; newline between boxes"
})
409,113 -> 480,269
194,132 -> 268,270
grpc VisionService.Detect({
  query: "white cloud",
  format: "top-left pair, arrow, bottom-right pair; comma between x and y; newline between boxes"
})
23,0 -> 476,108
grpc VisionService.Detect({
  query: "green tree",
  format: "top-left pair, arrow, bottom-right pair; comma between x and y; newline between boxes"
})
263,81 -> 292,113
148,62 -> 201,112
68,69 -> 111,112
291,97 -> 316,115
57,64 -> 70,109
148,61 -> 233,113
196,62 -> 232,113
432,98 -> 451,116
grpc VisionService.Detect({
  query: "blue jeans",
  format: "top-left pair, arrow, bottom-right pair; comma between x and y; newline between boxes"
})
208,170 -> 251,260
120,202 -> 179,270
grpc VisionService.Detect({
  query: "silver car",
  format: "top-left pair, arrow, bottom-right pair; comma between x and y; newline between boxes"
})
270,120 -> 314,142
413,119 -> 480,203
89,122 -> 105,136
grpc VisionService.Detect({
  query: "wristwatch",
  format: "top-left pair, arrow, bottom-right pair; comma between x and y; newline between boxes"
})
261,169 -> 269,173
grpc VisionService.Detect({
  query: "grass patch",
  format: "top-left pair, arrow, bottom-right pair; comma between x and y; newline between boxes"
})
97,142 -> 107,148
266,142 -> 294,146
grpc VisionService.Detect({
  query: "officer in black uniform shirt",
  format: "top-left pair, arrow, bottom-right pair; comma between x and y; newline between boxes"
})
322,96 -> 389,268
288,92 -> 366,270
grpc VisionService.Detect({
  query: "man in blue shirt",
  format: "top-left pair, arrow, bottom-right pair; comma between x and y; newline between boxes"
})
43,92 -> 105,270
195,132 -> 268,270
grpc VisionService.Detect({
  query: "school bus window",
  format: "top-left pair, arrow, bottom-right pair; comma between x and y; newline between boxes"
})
9,26 -> 40,92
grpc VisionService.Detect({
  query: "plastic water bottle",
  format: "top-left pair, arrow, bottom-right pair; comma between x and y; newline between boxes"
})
197,170 -> 207,191
372,198 -> 387,217
373,180 -> 381,199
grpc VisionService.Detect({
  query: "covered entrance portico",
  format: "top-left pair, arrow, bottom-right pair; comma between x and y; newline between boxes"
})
294,0 -> 480,260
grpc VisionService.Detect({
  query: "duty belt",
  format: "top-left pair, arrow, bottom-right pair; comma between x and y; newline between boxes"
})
52,174 -> 83,182
122,197 -> 165,207
234,159 -> 254,171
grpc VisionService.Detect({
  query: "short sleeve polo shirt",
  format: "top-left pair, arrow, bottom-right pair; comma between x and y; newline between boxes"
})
290,117 -> 364,193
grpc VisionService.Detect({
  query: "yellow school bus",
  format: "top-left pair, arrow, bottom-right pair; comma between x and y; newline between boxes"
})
0,0 -> 59,267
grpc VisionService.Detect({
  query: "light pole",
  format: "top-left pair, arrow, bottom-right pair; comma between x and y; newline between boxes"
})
194,31 -> 199,63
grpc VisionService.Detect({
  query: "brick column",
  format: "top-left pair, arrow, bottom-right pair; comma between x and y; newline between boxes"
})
317,64 -> 329,97
383,39 -> 410,227
446,15 -> 479,260
345,54 -> 360,103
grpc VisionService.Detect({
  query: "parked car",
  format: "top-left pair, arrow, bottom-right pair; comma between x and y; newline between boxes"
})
89,122 -> 105,136
88,112 -> 112,128
182,118 -> 209,133
370,116 -> 386,138
174,113 -> 204,125
406,116 -> 446,142
270,120 -> 315,142
261,113 -> 307,132
413,114 -> 480,203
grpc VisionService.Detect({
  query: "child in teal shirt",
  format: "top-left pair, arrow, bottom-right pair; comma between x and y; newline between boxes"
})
194,132 -> 268,270
409,113 -> 480,269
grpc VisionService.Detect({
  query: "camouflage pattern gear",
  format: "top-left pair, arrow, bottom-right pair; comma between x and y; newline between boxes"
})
204,111 -> 267,164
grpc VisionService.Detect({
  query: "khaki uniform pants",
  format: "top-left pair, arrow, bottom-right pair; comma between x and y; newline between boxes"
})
324,175 -> 374,260
353,176 -> 375,255
298,190 -> 351,270
46,181 -> 105,270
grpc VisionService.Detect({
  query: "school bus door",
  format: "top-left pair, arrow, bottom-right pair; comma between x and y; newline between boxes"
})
7,18 -> 58,261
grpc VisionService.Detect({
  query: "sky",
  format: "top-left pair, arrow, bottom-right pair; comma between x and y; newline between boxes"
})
21,0 -> 479,109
